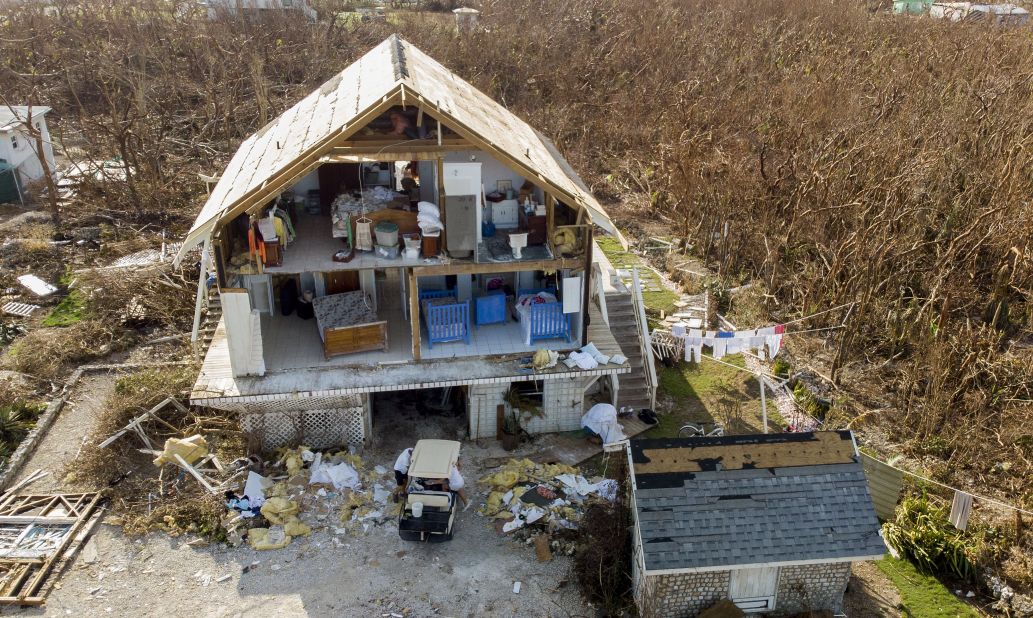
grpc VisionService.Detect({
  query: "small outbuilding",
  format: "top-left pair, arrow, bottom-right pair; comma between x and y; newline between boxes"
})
628,431 -> 885,616
929,2 -> 1030,24
0,105 -> 55,204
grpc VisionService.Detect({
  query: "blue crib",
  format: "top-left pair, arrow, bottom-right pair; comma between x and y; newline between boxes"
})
516,287 -> 571,343
419,288 -> 471,348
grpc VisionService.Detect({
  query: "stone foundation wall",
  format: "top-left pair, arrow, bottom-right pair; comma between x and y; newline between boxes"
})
642,571 -> 731,617
639,562 -> 853,617
775,562 -> 852,614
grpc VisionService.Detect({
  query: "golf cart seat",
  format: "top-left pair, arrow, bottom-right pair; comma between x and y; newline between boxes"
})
407,492 -> 451,510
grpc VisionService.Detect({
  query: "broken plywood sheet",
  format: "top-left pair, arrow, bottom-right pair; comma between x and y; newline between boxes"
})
633,431 -> 856,475
16,276 -> 56,297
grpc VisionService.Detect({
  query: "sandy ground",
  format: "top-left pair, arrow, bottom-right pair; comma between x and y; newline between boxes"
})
1,374 -> 591,617
843,560 -> 903,617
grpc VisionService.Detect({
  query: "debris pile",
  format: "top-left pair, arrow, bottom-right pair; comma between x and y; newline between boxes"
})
477,459 -> 618,536
222,446 -> 400,549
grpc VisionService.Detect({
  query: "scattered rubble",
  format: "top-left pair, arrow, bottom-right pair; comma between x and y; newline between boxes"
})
477,458 -> 617,539
221,446 -> 401,550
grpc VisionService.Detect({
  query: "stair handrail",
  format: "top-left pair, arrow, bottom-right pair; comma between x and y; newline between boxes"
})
591,261 -> 610,325
630,268 -> 657,408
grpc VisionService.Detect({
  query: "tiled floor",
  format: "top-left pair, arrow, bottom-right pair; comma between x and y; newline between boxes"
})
260,279 -> 574,370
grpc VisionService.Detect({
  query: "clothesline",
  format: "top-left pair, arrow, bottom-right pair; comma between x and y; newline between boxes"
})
864,451 -> 1033,517
780,301 -> 856,327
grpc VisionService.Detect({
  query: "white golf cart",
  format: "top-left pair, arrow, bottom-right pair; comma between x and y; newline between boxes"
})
398,439 -> 460,542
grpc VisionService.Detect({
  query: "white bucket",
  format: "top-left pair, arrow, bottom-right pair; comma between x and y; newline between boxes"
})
411,501 -> 424,518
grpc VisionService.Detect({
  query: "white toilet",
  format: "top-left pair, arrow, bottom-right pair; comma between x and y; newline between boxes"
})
509,232 -> 528,259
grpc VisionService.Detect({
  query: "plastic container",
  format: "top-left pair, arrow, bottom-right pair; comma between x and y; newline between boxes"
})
374,221 -> 399,247
403,233 -> 421,251
481,221 -> 496,238
375,243 -> 400,259
411,501 -> 423,518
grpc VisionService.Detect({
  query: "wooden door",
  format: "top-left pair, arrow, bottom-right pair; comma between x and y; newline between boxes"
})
324,270 -> 360,295
728,567 -> 778,612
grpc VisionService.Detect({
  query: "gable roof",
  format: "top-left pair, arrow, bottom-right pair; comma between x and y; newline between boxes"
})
0,106 -> 50,132
177,35 -> 624,261
629,431 -> 885,574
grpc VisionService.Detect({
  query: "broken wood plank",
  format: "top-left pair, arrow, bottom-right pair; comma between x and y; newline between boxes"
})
173,454 -> 219,495
1,302 -> 39,317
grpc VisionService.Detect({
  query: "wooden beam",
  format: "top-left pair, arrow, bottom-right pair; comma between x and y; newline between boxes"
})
335,137 -> 468,147
408,268 -> 421,361
413,103 -> 592,228
582,227 -> 593,346
437,157 -> 447,251
211,90 -> 405,231
412,257 -> 581,277
330,144 -> 471,155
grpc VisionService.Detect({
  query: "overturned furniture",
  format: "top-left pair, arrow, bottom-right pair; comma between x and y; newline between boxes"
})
0,492 -> 103,606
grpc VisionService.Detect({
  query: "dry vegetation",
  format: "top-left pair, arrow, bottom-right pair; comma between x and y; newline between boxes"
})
0,0 -> 1031,598
69,367 -> 243,537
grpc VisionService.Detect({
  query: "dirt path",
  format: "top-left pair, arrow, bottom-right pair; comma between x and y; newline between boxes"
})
1,373 -> 590,617
844,560 -> 903,617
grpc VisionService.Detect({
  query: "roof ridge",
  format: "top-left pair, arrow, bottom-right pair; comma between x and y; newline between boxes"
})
388,34 -> 409,82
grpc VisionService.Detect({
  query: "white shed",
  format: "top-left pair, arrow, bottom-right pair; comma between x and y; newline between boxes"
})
204,0 -> 317,21
929,2 -> 1030,24
0,105 -> 56,198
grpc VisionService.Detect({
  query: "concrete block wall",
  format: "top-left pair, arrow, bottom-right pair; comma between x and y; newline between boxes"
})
775,562 -> 852,615
468,382 -> 508,439
467,377 -> 594,439
524,377 -> 590,434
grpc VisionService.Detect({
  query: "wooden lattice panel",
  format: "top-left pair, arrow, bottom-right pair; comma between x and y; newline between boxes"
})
240,407 -> 366,450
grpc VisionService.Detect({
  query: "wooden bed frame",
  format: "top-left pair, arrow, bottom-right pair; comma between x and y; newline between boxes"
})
322,320 -> 389,359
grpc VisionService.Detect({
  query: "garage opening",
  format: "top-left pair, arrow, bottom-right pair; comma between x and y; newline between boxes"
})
370,386 -> 468,453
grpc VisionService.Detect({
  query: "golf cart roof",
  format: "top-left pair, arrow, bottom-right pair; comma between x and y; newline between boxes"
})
408,439 -> 460,479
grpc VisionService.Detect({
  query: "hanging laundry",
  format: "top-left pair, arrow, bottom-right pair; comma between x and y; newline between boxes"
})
949,491 -> 974,531
670,324 -> 787,361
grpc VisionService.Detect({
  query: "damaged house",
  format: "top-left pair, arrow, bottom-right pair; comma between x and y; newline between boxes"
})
176,35 -> 639,450
628,431 -> 886,616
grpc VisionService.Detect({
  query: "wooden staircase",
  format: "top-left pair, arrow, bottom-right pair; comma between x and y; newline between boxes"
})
197,292 -> 222,348
606,291 -> 652,412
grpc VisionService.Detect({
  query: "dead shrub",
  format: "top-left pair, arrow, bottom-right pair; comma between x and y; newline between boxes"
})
2,320 -> 131,379
71,367 -> 244,539
77,266 -> 196,331
574,453 -> 632,613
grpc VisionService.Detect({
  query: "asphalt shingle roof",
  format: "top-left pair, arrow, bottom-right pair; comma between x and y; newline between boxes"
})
631,431 -> 886,572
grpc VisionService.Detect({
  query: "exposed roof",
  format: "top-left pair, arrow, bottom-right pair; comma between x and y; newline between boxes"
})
0,106 -> 50,132
178,35 -> 624,261
630,431 -> 885,573
408,439 -> 460,479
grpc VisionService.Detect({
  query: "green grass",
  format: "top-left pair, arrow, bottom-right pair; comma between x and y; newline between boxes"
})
596,236 -> 680,318
41,289 -> 85,327
649,354 -> 787,438
876,557 -> 979,618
